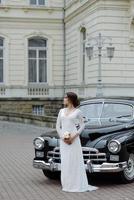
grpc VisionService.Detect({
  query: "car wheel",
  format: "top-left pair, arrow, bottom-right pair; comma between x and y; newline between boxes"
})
120,153 -> 134,183
42,170 -> 60,180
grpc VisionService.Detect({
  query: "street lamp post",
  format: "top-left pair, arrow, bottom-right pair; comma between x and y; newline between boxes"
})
86,33 -> 115,97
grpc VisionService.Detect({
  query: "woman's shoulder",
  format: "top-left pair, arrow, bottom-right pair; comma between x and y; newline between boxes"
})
60,108 -> 66,111
76,108 -> 82,113
76,108 -> 84,116
59,108 -> 66,113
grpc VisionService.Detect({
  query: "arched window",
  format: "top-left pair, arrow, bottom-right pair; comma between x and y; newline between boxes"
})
0,37 -> 4,83
80,27 -> 86,83
28,37 -> 47,83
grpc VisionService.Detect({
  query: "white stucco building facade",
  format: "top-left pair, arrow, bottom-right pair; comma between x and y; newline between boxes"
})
0,0 -> 64,99
65,0 -> 134,97
0,0 -> 134,100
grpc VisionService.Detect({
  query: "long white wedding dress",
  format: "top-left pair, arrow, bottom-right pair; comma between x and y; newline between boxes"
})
56,108 -> 98,192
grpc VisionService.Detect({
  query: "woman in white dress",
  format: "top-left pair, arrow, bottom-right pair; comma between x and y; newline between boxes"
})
56,92 -> 98,192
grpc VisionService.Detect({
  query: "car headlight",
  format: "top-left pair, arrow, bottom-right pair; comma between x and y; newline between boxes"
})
108,140 -> 121,153
33,137 -> 44,150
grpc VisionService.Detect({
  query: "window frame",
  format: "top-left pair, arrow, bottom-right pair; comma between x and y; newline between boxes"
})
0,37 -> 4,83
32,105 -> 45,116
28,37 -> 48,84
80,27 -> 86,83
30,0 -> 46,6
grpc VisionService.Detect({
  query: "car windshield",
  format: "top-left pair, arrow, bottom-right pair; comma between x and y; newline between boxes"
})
79,102 -> 133,126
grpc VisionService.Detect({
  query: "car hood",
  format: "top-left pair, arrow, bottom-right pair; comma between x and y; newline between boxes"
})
83,123 -> 134,148
40,122 -> 134,148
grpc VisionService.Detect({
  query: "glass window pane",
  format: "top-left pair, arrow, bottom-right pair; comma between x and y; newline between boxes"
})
0,50 -> 3,58
32,105 -> 44,116
38,0 -> 45,5
28,50 -> 36,58
102,103 -> 133,118
39,60 -> 47,82
28,38 -> 47,47
28,59 -> 37,82
0,59 -> 3,82
30,0 -> 36,5
80,103 -> 102,119
0,38 -> 3,46
39,50 -> 46,58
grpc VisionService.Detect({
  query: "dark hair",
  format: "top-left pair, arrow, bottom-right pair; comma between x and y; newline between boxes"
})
66,92 -> 80,108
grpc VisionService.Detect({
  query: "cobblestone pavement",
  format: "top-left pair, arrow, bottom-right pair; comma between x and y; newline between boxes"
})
0,120 -> 134,200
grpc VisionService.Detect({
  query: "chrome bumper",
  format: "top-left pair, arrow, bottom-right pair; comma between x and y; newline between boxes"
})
33,159 -> 127,173
87,160 -> 127,173
33,159 -> 60,171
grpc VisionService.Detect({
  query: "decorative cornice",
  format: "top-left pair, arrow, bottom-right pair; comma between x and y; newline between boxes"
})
64,83 -> 134,89
0,17 -> 63,24
0,83 -> 134,93
65,0 -> 129,23
0,5 -> 63,12
64,0 -> 97,23
65,0 -> 79,10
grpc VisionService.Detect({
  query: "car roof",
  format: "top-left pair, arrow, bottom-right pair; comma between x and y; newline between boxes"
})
80,97 -> 134,106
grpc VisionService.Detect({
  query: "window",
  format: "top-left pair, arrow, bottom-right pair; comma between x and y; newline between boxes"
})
0,37 -> 4,83
80,103 -> 102,119
32,105 -> 44,116
30,0 -> 45,5
80,27 -> 86,83
80,103 -> 133,127
129,21 -> 134,47
28,37 -> 47,83
102,103 -> 133,119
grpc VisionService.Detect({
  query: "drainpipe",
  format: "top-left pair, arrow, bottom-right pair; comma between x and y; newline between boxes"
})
63,0 -> 66,96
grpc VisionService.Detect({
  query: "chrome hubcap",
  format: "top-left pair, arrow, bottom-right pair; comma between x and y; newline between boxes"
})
124,153 -> 134,179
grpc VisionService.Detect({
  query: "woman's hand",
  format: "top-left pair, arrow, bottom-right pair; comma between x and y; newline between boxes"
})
64,137 -> 72,145
63,132 -> 71,144
64,133 -> 79,145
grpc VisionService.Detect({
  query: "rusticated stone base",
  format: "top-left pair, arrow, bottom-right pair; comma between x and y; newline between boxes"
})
0,112 -> 57,128
0,98 -> 63,117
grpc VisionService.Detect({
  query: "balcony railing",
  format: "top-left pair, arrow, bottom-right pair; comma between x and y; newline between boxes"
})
0,87 -> 6,96
28,86 -> 49,96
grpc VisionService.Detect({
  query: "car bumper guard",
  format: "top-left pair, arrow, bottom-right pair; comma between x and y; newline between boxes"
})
33,159 -> 127,173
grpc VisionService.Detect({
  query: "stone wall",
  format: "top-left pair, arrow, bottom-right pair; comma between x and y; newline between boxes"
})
0,98 -> 63,117
0,112 -> 57,128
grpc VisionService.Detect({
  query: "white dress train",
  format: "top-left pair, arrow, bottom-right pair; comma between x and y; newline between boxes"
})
56,108 -> 98,192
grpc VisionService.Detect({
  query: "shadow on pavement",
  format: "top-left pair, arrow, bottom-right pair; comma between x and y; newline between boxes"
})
87,173 -> 126,186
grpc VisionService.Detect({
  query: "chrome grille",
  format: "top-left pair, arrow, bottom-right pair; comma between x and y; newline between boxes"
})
47,147 -> 106,164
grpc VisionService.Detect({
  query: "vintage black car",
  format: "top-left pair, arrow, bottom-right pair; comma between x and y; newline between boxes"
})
33,98 -> 134,183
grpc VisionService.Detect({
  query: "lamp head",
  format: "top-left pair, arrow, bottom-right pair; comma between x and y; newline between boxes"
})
86,45 -> 94,60
107,44 -> 115,61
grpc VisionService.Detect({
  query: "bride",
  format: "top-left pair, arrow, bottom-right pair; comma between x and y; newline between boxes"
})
56,92 -> 98,192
